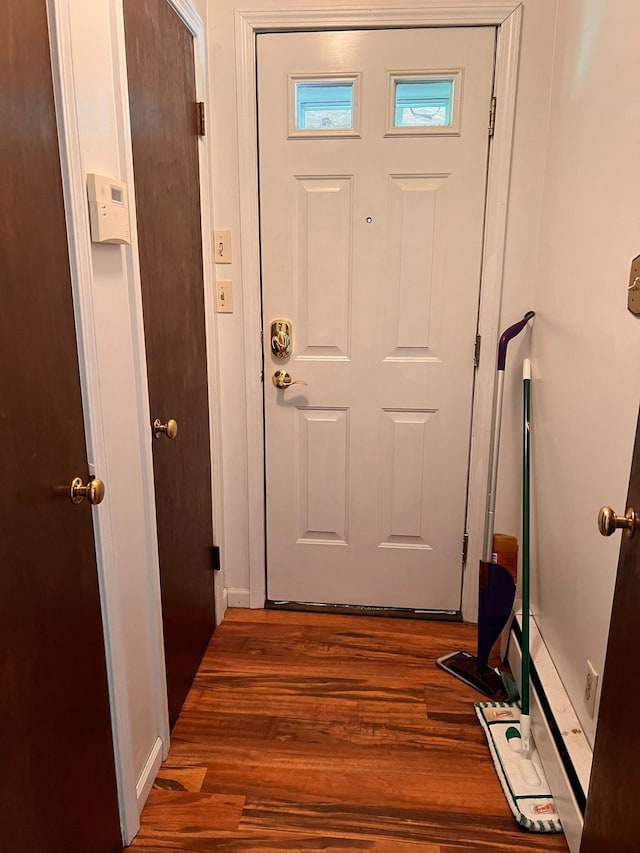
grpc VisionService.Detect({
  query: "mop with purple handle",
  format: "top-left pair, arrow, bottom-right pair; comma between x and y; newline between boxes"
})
437,312 -> 534,701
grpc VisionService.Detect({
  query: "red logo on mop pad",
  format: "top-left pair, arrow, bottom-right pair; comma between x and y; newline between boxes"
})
495,709 -> 515,719
534,803 -> 556,815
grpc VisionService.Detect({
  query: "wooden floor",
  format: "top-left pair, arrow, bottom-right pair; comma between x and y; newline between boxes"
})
127,609 -> 569,852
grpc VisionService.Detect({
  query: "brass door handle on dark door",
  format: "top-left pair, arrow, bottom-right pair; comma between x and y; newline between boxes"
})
598,506 -> 638,538
153,418 -> 178,439
70,476 -> 105,506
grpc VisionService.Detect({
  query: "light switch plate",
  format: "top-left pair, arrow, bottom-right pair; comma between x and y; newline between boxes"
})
214,229 -> 232,264
216,280 -> 233,313
628,254 -> 640,315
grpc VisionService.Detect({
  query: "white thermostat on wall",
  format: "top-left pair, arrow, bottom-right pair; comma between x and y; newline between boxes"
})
86,173 -> 131,244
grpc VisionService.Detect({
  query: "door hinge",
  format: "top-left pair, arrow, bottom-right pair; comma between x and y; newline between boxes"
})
211,544 -> 221,572
260,368 -> 264,383
474,334 -> 482,368
462,533 -> 469,568
196,101 -> 206,136
488,96 -> 496,137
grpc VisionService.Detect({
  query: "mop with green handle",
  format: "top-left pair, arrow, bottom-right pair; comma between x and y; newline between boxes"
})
516,357 -> 540,787
474,358 -> 563,833
521,357 -> 531,742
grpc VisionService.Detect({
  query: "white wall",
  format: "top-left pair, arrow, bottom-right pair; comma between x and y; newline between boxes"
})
493,0 -> 557,534
206,0 -> 559,608
206,0 -> 253,605
526,0 -> 640,747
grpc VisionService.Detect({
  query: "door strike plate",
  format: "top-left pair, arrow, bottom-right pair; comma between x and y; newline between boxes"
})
628,255 -> 640,316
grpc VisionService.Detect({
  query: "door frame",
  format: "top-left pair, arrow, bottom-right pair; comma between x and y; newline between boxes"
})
47,0 -> 223,842
237,1 -> 524,616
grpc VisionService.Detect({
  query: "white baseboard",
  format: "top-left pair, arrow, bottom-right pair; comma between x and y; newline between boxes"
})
226,587 -> 251,608
508,615 -> 588,853
135,736 -> 163,812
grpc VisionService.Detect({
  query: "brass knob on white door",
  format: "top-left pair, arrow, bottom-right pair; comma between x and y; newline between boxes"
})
153,418 -> 178,439
70,476 -> 105,506
598,506 -> 638,538
272,370 -> 307,389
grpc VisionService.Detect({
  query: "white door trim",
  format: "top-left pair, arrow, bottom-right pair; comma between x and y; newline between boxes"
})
48,0 -> 222,843
236,2 -> 523,617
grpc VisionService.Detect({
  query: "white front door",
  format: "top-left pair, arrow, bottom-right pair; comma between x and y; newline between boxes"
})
258,27 -> 495,611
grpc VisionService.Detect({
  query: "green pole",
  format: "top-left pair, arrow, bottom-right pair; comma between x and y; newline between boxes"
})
522,362 -> 531,716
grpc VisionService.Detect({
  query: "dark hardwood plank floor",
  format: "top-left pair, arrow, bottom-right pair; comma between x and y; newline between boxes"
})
127,609 -> 569,852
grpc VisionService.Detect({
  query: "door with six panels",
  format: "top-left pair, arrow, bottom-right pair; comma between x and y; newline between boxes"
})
259,27 -> 495,612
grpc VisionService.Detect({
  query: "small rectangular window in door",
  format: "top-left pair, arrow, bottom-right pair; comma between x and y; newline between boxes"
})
387,70 -> 462,136
289,74 -> 361,138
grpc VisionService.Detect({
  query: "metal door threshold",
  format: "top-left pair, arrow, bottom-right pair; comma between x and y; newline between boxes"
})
266,599 -> 462,621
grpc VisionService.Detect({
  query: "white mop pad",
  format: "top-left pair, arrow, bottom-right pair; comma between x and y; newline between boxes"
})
475,702 -> 562,833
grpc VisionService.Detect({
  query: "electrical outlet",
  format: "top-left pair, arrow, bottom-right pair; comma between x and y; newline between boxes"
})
216,280 -> 233,313
584,660 -> 599,718
213,229 -> 232,264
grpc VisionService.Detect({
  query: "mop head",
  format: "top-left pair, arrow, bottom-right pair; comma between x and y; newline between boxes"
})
474,702 -> 562,833
437,650 -> 519,702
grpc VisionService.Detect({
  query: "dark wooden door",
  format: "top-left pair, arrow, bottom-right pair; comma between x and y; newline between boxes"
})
0,2 -> 122,851
123,0 -> 216,729
581,408 -> 640,851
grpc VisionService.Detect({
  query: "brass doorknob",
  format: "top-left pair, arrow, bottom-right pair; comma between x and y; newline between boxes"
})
598,506 -> 638,538
272,370 -> 308,389
70,476 -> 105,506
153,418 -> 178,439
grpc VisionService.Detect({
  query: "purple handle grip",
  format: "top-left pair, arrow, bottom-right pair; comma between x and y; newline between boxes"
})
497,311 -> 535,371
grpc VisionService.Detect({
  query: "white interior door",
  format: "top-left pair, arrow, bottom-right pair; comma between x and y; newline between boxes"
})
258,27 -> 495,611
